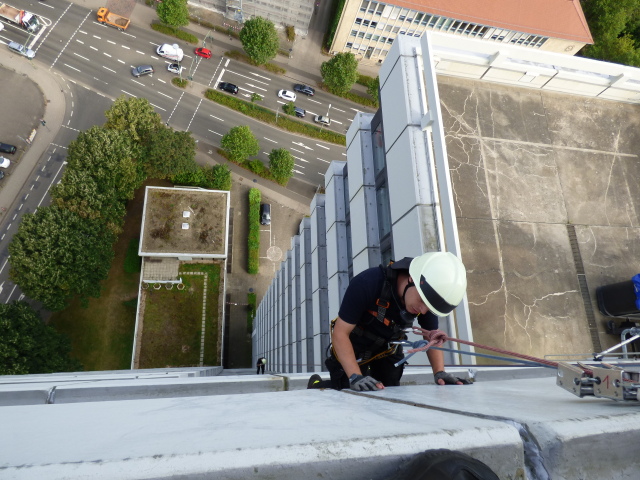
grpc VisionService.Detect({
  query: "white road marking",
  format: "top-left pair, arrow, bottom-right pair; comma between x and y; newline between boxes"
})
136,50 -> 146,55
107,40 -> 116,44
333,107 -> 346,113
308,98 -> 321,104
292,142 -> 313,150
292,156 -> 309,163
208,129 -> 223,136
246,83 -> 267,92
150,103 -> 166,111
156,91 -> 173,99
315,143 -> 330,150
64,63 -> 81,72
76,39 -> 84,44
307,110 -> 318,116
132,79 -> 144,86
209,114 -> 224,121
74,52 -> 89,61
103,52 -> 111,57
350,108 -> 360,112
93,35 -> 101,39
226,69 -> 269,85
291,148 -> 305,154
121,90 -> 137,97
263,137 -> 277,144
103,65 -> 116,73
250,71 -> 271,81
122,45 -> 130,49
317,157 -> 330,163
90,45 -> 98,51
332,119 -> 343,125
117,59 -> 125,63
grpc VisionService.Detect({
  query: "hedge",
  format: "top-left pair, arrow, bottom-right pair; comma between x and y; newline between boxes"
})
247,292 -> 257,333
247,188 -> 261,274
150,23 -> 199,44
124,238 -> 141,274
204,89 -> 346,146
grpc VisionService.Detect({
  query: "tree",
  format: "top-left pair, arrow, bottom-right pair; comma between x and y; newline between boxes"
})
580,0 -> 640,66
145,126 -> 197,179
321,52 -> 359,95
204,164 -> 232,191
51,126 -> 143,233
221,125 -> 260,163
0,301 -> 82,375
367,76 -> 380,104
239,17 -> 279,65
282,101 -> 296,115
157,0 -> 189,27
104,96 -> 163,143
9,206 -> 116,311
268,148 -> 294,185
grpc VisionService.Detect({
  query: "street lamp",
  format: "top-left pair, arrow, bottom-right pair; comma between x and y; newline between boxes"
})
326,103 -> 332,118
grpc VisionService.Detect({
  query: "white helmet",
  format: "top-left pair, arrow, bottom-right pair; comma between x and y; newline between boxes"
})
408,252 -> 467,317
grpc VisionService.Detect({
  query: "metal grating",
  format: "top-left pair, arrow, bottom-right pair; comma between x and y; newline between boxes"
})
566,224 -> 602,352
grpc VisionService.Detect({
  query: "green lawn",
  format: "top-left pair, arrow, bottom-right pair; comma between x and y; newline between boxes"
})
139,263 -> 221,368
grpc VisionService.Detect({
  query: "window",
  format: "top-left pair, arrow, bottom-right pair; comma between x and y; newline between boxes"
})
359,0 -> 367,12
372,35 -> 380,41
355,17 -> 362,25
374,3 -> 383,15
368,1 -> 377,14
365,33 -> 372,40
351,30 -> 357,37
399,15 -> 406,22
392,26 -> 400,33
371,21 -> 377,28
387,37 -> 394,43
363,19 -> 370,27
385,25 -> 392,32
357,32 -> 365,38
346,42 -> 353,48
415,13 -> 424,23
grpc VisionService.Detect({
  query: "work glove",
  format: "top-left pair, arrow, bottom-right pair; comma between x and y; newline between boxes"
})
349,374 -> 382,391
434,371 -> 471,385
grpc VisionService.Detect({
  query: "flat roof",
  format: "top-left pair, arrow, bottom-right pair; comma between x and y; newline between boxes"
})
139,186 -> 229,257
386,0 -> 593,44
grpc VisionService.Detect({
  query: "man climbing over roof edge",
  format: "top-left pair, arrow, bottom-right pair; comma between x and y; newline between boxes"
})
308,252 -> 471,391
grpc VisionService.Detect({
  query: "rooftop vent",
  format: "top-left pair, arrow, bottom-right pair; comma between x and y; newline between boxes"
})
182,223 -> 189,230
183,211 -> 191,218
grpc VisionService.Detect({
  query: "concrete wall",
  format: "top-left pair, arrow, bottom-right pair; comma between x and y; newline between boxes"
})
1,367 -> 638,480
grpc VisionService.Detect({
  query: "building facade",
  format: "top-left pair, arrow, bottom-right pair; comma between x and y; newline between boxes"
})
330,0 -> 592,65
188,0 -> 315,35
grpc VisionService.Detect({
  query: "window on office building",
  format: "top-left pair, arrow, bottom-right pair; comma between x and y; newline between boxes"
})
368,1 -> 377,14
351,30 -> 357,36
359,0 -> 367,12
372,35 -> 380,41
415,12 -> 424,24
358,32 -> 365,38
363,19 -> 370,27
374,2 -> 383,15
365,33 -> 372,40
355,17 -> 362,25
346,42 -> 353,48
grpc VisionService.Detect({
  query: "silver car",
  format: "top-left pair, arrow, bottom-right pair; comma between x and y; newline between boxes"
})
132,65 -> 155,77
8,41 -> 35,59
313,115 -> 331,126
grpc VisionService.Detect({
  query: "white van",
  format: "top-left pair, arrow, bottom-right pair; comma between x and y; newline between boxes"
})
156,44 -> 184,62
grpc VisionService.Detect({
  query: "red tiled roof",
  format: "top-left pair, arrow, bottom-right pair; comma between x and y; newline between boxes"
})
385,0 -> 593,44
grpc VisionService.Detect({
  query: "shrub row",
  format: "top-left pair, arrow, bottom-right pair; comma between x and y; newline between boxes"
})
124,238 -> 141,274
204,89 -> 346,145
324,0 -> 347,50
150,23 -> 199,44
247,188 -> 261,274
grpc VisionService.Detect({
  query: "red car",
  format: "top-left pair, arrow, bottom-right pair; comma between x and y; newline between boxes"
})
195,47 -> 212,59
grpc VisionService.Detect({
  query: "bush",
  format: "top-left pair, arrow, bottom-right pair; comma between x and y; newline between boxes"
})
150,22 -> 199,44
204,89 -> 346,145
251,93 -> 262,102
247,188 -> 261,274
357,74 -> 377,87
286,25 -> 295,42
282,101 -> 296,115
172,77 -> 188,88
124,238 -> 141,273
224,50 -> 286,74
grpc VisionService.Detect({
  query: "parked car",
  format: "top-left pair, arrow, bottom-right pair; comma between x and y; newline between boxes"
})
218,82 -> 239,94
0,143 -> 16,154
260,203 -> 271,225
278,90 -> 296,102
294,84 -> 315,96
294,107 -> 305,118
195,47 -> 212,59
314,115 -> 331,126
0,157 -> 11,169
131,65 -> 154,77
8,41 -> 35,59
167,63 -> 183,74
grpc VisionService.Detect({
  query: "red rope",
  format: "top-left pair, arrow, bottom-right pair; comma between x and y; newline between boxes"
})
410,327 -> 560,368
